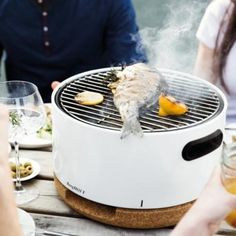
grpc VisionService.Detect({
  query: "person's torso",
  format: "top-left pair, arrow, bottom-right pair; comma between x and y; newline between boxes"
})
0,0 -> 111,101
1,0 -> 111,64
223,43 -> 236,123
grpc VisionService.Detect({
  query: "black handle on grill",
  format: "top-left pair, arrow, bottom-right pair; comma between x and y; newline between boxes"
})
182,129 -> 223,161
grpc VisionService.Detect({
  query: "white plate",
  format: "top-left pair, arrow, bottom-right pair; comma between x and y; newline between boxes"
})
18,208 -> 35,236
9,158 -> 40,182
18,134 -> 52,149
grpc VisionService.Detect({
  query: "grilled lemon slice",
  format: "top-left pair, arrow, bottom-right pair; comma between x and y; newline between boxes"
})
158,93 -> 188,116
75,91 -> 104,105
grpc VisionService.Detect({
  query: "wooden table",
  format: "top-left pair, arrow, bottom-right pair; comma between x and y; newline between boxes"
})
12,148 -> 234,236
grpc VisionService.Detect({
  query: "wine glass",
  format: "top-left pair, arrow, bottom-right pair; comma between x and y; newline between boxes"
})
221,141 -> 236,228
0,81 -> 46,205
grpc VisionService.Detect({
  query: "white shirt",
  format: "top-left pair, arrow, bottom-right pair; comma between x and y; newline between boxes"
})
196,0 -> 236,124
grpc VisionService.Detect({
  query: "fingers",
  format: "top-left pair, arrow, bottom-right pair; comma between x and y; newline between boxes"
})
51,81 -> 61,90
197,165 -> 236,216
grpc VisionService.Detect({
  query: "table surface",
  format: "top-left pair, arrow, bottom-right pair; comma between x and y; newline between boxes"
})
12,148 -> 234,236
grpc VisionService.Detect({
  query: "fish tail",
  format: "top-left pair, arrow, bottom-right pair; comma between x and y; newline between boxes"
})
118,103 -> 143,139
120,118 -> 143,139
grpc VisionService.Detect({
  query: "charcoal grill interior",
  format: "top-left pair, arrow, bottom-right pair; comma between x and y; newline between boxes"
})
55,68 -> 224,132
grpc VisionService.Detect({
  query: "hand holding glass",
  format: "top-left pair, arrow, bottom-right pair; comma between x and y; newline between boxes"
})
0,81 -> 46,205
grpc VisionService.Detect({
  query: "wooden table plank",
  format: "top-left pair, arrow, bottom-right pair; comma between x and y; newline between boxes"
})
25,212 -> 234,236
20,179 -> 81,217
31,213 -> 172,236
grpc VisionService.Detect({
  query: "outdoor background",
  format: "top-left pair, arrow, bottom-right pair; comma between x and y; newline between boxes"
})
0,0 -> 209,81
133,0 -> 209,72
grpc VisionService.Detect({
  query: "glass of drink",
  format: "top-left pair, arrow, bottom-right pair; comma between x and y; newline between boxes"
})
221,141 -> 236,227
0,81 -> 46,205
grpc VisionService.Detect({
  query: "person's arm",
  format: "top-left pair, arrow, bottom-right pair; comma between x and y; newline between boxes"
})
171,167 -> 236,236
104,0 -> 147,65
0,106 -> 23,236
193,42 -> 216,84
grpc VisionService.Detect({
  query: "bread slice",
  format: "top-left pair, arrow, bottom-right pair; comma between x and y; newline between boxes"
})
75,91 -> 104,105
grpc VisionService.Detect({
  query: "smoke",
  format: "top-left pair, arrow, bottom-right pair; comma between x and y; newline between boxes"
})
138,0 -> 208,73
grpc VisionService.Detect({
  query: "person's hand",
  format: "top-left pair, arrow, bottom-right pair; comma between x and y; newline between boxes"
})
171,166 -> 236,236
51,81 -> 61,90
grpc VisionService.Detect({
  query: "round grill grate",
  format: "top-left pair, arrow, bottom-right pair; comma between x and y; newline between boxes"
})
55,68 -> 224,132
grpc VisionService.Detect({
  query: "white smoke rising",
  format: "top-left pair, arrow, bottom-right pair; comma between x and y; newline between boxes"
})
139,0 -> 208,73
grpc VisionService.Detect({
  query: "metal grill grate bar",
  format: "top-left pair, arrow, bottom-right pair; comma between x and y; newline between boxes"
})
61,91 -> 207,129
63,87 -> 217,118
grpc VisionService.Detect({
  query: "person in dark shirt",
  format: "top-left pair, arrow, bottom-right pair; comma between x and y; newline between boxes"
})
0,0 -> 147,102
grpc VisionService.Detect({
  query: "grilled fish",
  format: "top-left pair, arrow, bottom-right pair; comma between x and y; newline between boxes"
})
109,63 -> 168,139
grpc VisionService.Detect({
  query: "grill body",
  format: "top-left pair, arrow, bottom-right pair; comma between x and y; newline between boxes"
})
52,68 -> 227,209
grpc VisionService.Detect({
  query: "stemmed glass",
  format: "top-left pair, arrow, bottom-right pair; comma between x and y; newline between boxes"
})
0,81 -> 46,205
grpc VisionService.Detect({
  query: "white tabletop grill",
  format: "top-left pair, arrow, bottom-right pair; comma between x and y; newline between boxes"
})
52,68 -> 227,209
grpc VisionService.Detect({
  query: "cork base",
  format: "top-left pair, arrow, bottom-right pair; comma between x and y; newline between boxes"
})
54,176 -> 193,229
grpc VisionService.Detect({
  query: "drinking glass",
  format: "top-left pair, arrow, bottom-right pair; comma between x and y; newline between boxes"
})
0,81 -> 46,205
221,141 -> 236,227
